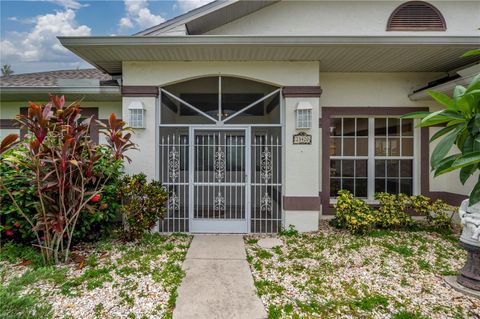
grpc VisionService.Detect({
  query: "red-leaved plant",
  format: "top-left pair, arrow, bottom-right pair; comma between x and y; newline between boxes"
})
0,95 -> 136,264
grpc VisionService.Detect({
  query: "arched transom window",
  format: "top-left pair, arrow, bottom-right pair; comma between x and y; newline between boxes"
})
160,76 -> 281,125
387,1 -> 446,31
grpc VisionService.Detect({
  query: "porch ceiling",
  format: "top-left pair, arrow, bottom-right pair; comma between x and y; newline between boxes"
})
58,36 -> 480,75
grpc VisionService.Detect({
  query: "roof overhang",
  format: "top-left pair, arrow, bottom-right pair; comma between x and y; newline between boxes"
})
135,0 -> 279,36
58,35 -> 480,75
0,86 -> 121,102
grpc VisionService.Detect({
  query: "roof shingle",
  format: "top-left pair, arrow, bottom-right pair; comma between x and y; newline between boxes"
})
0,69 -> 116,87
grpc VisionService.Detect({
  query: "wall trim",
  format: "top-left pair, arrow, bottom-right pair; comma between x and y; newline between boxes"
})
428,191 -> 467,206
282,86 -> 322,98
283,196 -> 321,211
122,86 -> 159,97
0,119 -> 17,129
321,106 -> 429,214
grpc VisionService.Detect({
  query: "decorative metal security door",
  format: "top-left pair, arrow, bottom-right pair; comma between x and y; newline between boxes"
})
158,76 -> 283,233
189,128 -> 250,233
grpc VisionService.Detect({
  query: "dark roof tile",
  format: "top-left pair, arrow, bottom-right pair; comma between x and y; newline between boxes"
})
0,69 -> 116,87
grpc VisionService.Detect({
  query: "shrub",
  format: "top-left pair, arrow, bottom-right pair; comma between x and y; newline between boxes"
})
118,173 -> 168,240
334,190 -> 376,234
1,145 -> 124,244
374,192 -> 413,229
73,146 -> 124,242
410,195 -> 453,230
0,95 -> 136,264
0,144 -> 36,243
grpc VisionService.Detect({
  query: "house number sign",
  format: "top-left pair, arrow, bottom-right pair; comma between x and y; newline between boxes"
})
293,132 -> 312,145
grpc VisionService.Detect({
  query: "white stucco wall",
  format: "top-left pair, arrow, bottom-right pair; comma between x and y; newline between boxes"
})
122,61 -> 320,87
284,97 -> 320,196
318,72 -> 438,196
122,96 -> 157,179
122,61 -> 320,181
318,72 -> 472,197
0,101 -> 122,142
206,1 -> 479,36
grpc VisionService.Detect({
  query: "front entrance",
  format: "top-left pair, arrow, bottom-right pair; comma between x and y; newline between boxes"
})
157,76 -> 283,233
191,128 -> 249,233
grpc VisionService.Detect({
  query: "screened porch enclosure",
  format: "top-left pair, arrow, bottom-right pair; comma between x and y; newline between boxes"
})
157,76 -> 283,233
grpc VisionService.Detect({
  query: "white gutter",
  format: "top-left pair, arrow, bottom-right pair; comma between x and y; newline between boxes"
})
58,35 -> 480,46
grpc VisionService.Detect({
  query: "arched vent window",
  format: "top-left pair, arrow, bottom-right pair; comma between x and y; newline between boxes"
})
387,1 -> 446,31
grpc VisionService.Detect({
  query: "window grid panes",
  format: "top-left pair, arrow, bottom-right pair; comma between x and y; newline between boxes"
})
296,109 -> 312,129
330,117 -> 415,199
129,109 -> 144,128
374,118 -> 414,196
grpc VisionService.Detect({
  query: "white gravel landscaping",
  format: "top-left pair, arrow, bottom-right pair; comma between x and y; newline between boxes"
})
245,222 -> 480,319
0,233 -> 191,319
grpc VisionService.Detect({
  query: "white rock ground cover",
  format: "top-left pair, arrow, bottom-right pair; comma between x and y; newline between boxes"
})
245,222 -> 480,319
0,233 -> 191,319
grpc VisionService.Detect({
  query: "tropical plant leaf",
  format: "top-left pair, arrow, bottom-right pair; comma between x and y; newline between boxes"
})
462,49 -> 480,57
430,125 -> 458,142
428,91 -> 456,110
431,130 -> 457,168
451,151 -> 480,168
469,178 -> 480,206
433,154 -> 461,176
453,85 -> 466,100
0,134 -> 19,154
460,164 -> 477,185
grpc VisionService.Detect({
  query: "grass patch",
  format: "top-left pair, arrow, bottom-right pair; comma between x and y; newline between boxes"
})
382,243 -> 414,257
245,221 -> 471,318
0,233 -> 192,318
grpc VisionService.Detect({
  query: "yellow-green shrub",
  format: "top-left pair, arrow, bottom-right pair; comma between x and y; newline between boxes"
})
334,190 -> 376,234
410,195 -> 453,230
374,192 -> 413,229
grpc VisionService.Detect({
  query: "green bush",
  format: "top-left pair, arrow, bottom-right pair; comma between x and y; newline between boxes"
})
374,192 -> 413,229
0,144 -> 123,244
333,191 -> 456,234
410,195 -> 453,230
334,190 -> 376,234
73,146 -> 124,242
0,144 -> 37,243
118,173 -> 169,241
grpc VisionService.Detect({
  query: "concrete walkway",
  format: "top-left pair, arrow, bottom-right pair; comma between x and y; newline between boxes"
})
173,235 -> 267,319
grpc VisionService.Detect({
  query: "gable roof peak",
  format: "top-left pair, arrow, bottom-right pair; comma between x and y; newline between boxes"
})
135,0 -> 279,36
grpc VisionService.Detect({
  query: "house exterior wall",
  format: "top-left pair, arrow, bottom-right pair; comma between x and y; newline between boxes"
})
205,1 -> 479,36
0,101 -> 122,143
318,72 -> 440,197
122,61 -> 320,87
121,59 -> 471,231
121,60 -> 321,179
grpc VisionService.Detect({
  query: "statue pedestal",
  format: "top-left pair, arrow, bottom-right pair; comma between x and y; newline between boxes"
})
458,199 -> 480,291
457,241 -> 480,291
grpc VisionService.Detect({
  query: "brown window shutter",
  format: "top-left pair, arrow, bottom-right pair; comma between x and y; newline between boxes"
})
387,1 -> 446,31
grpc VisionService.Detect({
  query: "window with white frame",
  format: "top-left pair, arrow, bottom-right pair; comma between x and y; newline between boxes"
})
129,108 -> 145,128
329,117 -> 415,199
296,109 -> 312,129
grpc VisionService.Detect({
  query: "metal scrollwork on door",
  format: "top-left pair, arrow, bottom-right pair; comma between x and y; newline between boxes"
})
168,148 -> 180,182
260,192 -> 272,212
168,191 -> 180,211
214,191 -> 225,211
214,147 -> 226,182
260,147 -> 272,182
